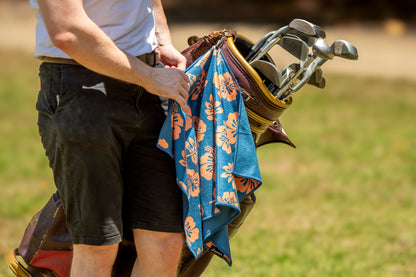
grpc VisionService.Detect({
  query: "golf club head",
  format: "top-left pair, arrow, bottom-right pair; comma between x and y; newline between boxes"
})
308,67 -> 323,84
330,40 -> 359,60
277,35 -> 309,60
250,60 -> 283,88
308,76 -> 326,89
312,25 -> 326,39
288,19 -> 321,37
281,63 -> 300,84
312,38 -> 334,60
249,19 -> 323,62
287,30 -> 317,47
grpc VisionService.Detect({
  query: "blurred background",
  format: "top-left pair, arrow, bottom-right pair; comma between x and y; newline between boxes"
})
163,0 -> 416,25
1,0 -> 415,276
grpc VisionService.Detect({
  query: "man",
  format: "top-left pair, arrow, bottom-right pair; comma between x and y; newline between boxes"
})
29,0 -> 190,276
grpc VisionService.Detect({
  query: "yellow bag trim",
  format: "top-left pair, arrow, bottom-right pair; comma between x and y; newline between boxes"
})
249,123 -> 265,135
245,107 -> 274,127
7,249 -> 32,277
226,36 -> 291,109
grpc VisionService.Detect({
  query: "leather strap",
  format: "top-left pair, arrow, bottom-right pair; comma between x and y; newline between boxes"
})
39,50 -> 159,67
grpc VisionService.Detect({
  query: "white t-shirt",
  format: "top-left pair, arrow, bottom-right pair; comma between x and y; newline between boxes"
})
29,0 -> 158,59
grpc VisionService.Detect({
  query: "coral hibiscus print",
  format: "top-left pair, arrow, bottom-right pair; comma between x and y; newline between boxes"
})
200,146 -> 215,181
157,46 -> 262,266
214,72 -> 238,101
185,217 -> 200,243
205,94 -> 224,121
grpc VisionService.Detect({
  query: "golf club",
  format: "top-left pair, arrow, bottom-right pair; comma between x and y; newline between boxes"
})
288,39 -> 358,94
275,38 -> 334,99
308,76 -> 326,89
250,59 -> 283,89
289,19 -> 326,39
309,67 -> 323,84
331,40 -> 359,60
277,35 -> 309,61
270,63 -> 323,94
247,18 -> 324,62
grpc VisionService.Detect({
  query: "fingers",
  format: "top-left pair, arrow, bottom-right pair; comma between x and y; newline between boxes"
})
177,96 -> 192,115
143,67 -> 191,114
177,73 -> 191,114
159,45 -> 188,71
164,59 -> 187,71
176,57 -> 187,71
180,74 -> 190,92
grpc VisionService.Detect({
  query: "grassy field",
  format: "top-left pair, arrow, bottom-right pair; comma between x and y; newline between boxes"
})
0,51 -> 415,277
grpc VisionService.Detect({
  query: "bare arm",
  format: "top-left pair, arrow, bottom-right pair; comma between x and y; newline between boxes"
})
151,0 -> 187,70
38,0 -> 190,112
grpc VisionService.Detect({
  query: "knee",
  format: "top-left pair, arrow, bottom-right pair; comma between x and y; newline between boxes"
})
160,233 -> 184,256
71,244 -> 119,276
73,244 -> 118,267
148,232 -> 184,257
134,230 -> 184,257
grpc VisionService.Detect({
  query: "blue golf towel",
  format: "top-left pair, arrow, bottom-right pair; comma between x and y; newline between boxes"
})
157,46 -> 262,265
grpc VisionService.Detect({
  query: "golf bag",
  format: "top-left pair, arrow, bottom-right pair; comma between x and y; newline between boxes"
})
8,30 -> 295,277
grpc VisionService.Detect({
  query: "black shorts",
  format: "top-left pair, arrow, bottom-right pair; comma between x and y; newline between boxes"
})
36,62 -> 183,246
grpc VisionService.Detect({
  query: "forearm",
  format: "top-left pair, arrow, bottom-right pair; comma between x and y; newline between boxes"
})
151,0 -> 187,70
151,0 -> 173,47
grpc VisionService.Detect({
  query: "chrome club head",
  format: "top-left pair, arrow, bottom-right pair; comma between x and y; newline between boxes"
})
309,76 -> 326,89
288,19 -> 324,37
312,38 -> 334,60
248,19 -> 326,62
277,35 -> 309,61
308,68 -> 323,84
250,59 -> 283,89
275,39 -> 332,99
287,30 -> 318,47
313,24 -> 326,39
330,40 -> 359,60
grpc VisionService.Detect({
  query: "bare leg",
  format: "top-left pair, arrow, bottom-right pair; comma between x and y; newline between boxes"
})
131,229 -> 184,277
71,244 -> 119,277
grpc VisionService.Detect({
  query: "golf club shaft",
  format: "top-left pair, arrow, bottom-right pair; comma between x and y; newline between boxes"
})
275,55 -> 317,99
291,57 -> 327,91
247,26 -> 289,62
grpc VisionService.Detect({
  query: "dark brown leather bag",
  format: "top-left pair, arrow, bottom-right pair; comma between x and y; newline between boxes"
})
182,30 -> 295,148
8,192 -> 72,277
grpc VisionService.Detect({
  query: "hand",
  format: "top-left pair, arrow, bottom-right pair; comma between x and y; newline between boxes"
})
142,66 -> 191,114
158,44 -> 187,71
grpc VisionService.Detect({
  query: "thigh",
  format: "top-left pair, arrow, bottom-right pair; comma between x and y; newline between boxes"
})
123,92 -> 183,233
37,63 -> 140,245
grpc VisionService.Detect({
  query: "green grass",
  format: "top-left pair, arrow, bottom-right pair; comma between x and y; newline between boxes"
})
203,76 -> 416,276
0,51 -> 415,276
0,51 -> 55,277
